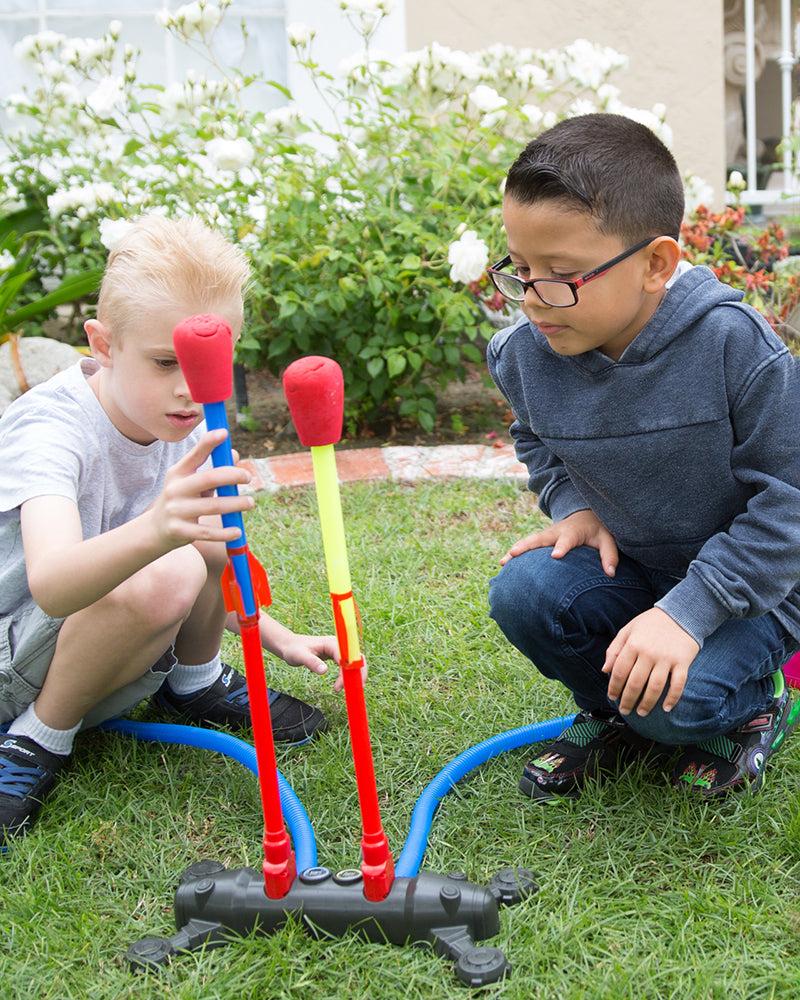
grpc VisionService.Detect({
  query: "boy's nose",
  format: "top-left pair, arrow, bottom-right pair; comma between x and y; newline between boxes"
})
524,285 -> 551,309
173,373 -> 192,400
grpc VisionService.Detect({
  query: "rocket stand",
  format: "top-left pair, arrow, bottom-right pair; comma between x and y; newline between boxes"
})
124,344 -> 537,987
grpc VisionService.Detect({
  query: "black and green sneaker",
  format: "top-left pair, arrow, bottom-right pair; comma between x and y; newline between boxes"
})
520,709 -> 671,802
671,681 -> 800,798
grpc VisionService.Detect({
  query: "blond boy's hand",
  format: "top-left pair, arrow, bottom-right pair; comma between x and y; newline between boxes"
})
278,633 -> 362,694
500,508 -> 619,577
153,429 -> 254,548
602,607 -> 700,716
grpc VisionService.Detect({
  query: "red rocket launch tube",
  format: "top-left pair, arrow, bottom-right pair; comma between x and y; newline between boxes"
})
283,356 -> 394,901
173,314 -> 295,899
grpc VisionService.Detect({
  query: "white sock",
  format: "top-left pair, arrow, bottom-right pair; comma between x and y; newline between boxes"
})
8,702 -> 81,756
167,652 -> 222,695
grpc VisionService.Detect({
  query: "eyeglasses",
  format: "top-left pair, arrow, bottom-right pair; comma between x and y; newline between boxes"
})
486,236 -> 657,308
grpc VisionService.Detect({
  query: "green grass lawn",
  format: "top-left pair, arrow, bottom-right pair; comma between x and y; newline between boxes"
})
4,479 -> 800,999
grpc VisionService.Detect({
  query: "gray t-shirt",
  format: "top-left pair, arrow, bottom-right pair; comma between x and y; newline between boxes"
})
0,358 -> 205,619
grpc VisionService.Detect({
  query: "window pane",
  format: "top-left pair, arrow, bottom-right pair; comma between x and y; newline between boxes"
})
0,3 -> 286,110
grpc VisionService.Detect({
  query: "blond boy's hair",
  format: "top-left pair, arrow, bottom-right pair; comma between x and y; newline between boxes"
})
96,214 -> 251,339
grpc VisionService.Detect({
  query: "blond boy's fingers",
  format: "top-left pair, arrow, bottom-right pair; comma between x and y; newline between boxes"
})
180,427 -> 228,471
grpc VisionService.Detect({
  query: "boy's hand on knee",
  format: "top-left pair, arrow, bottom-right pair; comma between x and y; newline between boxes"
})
152,429 -> 254,548
602,608 -> 699,716
500,509 -> 618,577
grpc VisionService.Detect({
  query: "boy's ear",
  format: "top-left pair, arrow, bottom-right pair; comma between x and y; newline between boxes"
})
84,318 -> 114,368
643,236 -> 682,292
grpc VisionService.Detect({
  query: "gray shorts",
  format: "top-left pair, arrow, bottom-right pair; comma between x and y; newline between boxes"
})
0,602 -> 175,730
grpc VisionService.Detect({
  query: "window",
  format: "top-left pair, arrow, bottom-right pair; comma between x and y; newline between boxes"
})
0,2 -> 287,113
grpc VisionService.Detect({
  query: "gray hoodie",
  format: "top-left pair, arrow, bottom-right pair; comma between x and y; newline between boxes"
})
487,265 -> 800,647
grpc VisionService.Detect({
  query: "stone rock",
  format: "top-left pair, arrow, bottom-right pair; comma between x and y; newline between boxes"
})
0,336 -> 84,414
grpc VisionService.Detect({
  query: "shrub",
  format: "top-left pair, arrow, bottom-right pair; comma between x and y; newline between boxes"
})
0,0 -> 673,429
679,201 -> 800,346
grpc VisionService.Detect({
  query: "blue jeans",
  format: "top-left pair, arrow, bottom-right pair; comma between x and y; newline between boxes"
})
488,545 -> 799,745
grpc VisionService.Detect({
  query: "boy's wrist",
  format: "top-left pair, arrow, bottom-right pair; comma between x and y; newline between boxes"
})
655,580 -> 729,648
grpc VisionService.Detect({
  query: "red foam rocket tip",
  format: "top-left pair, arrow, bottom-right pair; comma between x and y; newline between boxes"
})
172,314 -> 233,404
283,356 -> 344,447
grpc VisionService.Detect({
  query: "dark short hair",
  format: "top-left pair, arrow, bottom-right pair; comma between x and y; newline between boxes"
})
505,113 -> 684,243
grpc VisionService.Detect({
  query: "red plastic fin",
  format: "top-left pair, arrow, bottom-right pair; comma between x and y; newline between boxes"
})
247,550 -> 272,610
331,590 -> 364,668
220,563 -> 244,616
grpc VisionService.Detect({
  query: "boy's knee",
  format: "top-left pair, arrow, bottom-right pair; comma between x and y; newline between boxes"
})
117,545 -> 207,627
624,696 -> 725,746
489,547 -> 564,630
194,538 -> 228,581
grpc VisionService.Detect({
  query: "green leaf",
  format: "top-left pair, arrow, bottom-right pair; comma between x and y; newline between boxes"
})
417,409 -> 435,432
406,350 -> 423,372
0,269 -> 36,314
278,300 -> 299,319
0,208 -> 45,245
2,267 -> 103,335
122,138 -> 145,157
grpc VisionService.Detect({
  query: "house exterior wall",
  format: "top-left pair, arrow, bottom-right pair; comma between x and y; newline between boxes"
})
404,0 -> 727,207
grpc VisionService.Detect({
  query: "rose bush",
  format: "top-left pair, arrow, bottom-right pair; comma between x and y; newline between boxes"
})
1,0 -> 674,429
679,197 -> 800,346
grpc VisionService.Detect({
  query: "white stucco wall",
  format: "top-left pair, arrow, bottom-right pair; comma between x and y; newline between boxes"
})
404,0 -> 727,206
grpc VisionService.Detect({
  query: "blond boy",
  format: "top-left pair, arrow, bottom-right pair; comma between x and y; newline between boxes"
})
0,215 -> 338,845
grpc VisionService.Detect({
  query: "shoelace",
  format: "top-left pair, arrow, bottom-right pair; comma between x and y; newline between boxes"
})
220,675 -> 279,708
0,757 -> 46,800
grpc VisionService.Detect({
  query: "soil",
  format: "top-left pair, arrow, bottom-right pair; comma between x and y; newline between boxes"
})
227,362 -> 516,459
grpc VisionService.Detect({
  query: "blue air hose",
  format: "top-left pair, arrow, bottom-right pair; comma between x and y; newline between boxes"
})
102,713 -> 575,880
100,718 -> 318,871
394,714 -> 575,877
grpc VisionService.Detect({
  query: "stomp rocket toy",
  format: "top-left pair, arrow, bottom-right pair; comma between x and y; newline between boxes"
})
107,315 -> 800,983
113,315 -> 546,987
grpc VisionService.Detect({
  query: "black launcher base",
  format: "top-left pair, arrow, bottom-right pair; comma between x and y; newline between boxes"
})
126,861 -> 539,987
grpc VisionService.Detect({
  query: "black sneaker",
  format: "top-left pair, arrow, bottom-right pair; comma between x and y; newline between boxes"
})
153,663 -> 328,745
671,689 -> 800,797
0,735 -> 69,847
520,709 -> 672,802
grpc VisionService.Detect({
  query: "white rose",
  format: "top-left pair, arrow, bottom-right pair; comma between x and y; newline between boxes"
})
206,137 -> 254,171
175,2 -> 222,37
287,22 -> 315,47
468,85 -> 507,114
448,229 -> 489,284
99,217 -> 134,250
87,76 -> 125,116
727,169 -> 746,192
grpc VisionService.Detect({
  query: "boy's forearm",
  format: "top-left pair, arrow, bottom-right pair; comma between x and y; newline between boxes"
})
225,610 -> 295,659
23,507 -> 170,618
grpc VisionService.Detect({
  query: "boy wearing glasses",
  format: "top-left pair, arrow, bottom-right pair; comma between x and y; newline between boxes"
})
486,113 -> 800,802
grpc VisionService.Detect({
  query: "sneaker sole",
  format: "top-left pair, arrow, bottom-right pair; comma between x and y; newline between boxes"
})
519,772 -> 580,803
